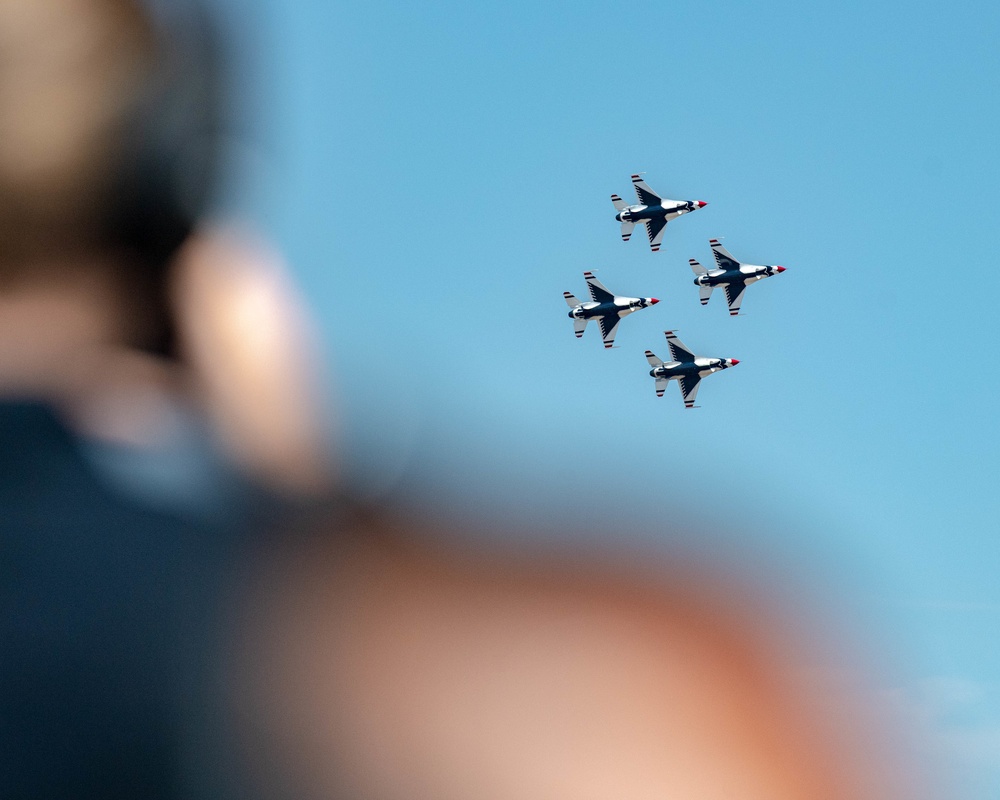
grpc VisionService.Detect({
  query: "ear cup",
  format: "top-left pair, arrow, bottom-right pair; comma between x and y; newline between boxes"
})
110,4 -> 222,259
105,3 -> 224,356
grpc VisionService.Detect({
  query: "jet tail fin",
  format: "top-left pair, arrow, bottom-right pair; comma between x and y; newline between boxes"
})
610,193 -> 628,211
563,291 -> 581,308
573,317 -> 588,338
688,258 -> 708,276
620,221 -> 635,242
645,350 -> 664,368
698,285 -> 713,306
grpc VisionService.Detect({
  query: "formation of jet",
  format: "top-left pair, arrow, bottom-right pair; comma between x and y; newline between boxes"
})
689,239 -> 786,316
645,331 -> 738,408
560,174 -> 790,408
564,271 -> 658,349
611,174 -> 707,253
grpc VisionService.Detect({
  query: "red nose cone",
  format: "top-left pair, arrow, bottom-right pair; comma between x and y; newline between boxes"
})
696,200 -> 708,208
776,266 -> 786,273
730,359 -> 740,365
650,298 -> 659,305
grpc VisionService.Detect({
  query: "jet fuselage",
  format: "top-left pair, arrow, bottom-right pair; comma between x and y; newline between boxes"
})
649,357 -> 737,381
568,296 -> 655,321
616,200 -> 701,225
694,264 -> 784,288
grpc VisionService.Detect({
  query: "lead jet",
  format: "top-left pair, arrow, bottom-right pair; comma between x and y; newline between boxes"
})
644,330 -> 738,408
564,271 -> 658,349
611,174 -> 707,253
689,238 -> 786,316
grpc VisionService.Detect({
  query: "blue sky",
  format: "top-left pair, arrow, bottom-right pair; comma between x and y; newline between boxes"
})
209,0 -> 1000,792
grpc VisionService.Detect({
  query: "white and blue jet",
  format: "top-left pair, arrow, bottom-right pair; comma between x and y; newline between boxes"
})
689,239 -> 786,316
564,271 -> 659,349
645,331 -> 739,408
611,174 -> 707,252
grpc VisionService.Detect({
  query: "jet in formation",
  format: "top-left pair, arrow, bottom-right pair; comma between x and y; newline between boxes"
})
564,271 -> 658,349
611,174 -> 707,253
645,330 -> 738,408
689,238 -> 786,316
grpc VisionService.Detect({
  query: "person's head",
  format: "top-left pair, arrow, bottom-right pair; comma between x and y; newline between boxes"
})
0,0 -> 332,492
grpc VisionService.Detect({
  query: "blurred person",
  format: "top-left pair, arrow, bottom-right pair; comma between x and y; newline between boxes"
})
0,1 -> 329,798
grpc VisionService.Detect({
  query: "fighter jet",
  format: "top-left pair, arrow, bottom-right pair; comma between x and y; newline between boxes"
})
644,331 -> 738,408
611,174 -> 707,253
689,238 -> 786,316
564,271 -> 659,349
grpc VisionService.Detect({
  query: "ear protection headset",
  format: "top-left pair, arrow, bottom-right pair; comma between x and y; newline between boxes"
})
105,1 -> 224,356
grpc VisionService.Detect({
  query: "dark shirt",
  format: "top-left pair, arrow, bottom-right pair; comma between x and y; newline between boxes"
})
0,403 -> 243,799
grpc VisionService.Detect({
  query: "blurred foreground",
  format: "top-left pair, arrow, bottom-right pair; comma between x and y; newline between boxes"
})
0,1 -> 946,798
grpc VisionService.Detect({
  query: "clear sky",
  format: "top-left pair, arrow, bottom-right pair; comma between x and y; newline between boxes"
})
209,0 -> 1000,793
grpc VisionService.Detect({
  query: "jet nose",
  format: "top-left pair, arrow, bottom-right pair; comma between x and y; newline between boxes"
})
696,200 -> 708,208
730,359 -> 740,366
776,266 -> 786,273
649,298 -> 659,305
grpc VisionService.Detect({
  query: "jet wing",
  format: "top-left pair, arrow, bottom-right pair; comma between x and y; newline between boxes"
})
631,174 -> 662,206
664,330 -> 695,364
709,239 -> 741,271
678,374 -> 702,408
723,281 -> 748,316
644,217 -> 667,252
598,314 -> 621,349
584,271 -> 615,303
